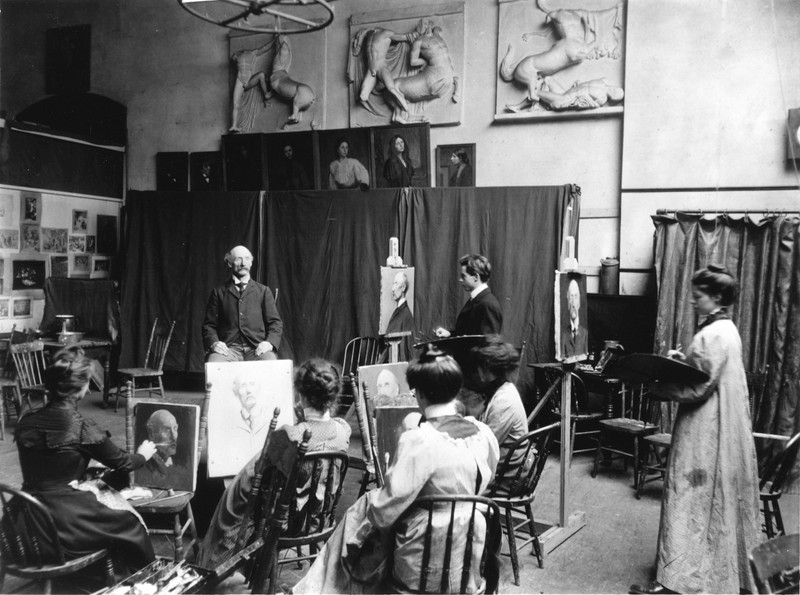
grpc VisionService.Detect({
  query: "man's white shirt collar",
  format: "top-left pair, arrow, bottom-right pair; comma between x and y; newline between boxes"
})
470,283 -> 488,300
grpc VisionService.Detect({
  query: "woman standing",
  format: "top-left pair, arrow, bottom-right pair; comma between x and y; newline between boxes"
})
630,265 -> 761,594
293,344 -> 500,594
383,134 -> 415,187
197,358 -> 350,569
329,139 -> 370,190
448,148 -> 473,187
14,346 -> 157,573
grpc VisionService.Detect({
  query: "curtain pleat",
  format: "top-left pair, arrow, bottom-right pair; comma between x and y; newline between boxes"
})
652,212 -> 800,456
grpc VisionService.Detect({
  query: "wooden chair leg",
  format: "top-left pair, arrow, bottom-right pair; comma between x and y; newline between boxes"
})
632,438 -> 640,489
774,501 -> 785,536
0,388 -> 5,440
591,432 -> 604,478
636,443 -> 649,500
103,555 -> 116,586
173,512 -> 184,561
504,505 -> 520,586
525,502 -> 543,568
158,377 -> 166,398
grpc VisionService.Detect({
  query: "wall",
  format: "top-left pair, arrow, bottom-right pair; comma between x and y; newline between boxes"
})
1,0 -> 798,297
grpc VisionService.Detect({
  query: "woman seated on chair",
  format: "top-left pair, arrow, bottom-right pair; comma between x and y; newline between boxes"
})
464,336 -> 528,496
197,358 -> 351,569
293,344 -> 500,594
14,345 -> 158,574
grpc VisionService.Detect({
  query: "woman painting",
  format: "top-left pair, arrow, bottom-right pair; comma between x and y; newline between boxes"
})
383,134 -> 415,187
14,346 -> 158,574
329,139 -> 370,190
630,265 -> 761,594
469,336 -> 528,495
197,358 -> 350,569
293,344 -> 500,594
448,148 -> 473,187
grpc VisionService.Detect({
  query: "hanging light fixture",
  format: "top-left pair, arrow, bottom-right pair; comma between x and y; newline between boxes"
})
178,0 -> 335,34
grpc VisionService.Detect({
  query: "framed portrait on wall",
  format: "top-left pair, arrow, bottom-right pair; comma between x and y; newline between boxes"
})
12,298 -> 32,319
436,143 -> 475,188
71,209 -> 88,233
190,151 -> 223,191
264,131 -> 317,191
223,133 -> 266,191
68,235 -> 86,253
156,152 -> 190,191
317,128 -> 372,191
370,123 -> 430,188
20,191 -> 41,224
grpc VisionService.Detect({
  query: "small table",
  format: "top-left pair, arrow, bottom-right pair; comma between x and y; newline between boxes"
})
42,336 -> 115,407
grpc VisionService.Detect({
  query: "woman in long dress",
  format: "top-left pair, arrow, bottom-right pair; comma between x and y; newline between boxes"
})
293,344 -> 500,594
14,346 -> 158,574
383,134 -> 415,187
197,358 -> 350,569
630,265 -> 761,594
329,139 -> 370,190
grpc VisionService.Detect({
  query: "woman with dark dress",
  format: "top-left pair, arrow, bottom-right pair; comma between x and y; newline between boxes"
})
197,358 -> 351,569
14,346 -> 157,573
448,148 -> 473,187
383,134 -> 415,187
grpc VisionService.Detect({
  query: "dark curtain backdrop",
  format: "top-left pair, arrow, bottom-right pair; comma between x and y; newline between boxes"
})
121,186 -> 576,387
652,213 -> 800,459
120,191 -> 259,372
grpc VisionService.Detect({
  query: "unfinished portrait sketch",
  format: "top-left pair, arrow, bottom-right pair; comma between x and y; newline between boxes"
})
496,0 -> 625,119
229,31 -> 325,133
348,3 -> 465,127
205,360 -> 294,477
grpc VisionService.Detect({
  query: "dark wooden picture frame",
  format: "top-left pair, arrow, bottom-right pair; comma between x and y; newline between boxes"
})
156,152 -> 190,191
264,131 -> 318,191
190,151 -> 224,191
12,259 -> 47,292
223,133 -> 266,191
317,128 -> 372,190
436,143 -> 476,188
370,123 -> 431,189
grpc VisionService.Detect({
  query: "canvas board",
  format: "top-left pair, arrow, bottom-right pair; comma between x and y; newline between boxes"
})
358,362 -> 414,409
133,402 -> 200,492
205,359 -> 295,477
375,406 -> 420,475
379,266 -> 415,335
555,271 -> 589,364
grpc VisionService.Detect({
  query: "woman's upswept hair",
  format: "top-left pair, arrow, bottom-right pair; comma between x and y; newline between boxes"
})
692,264 -> 737,306
452,148 -> 470,165
472,335 -> 520,382
406,344 -> 463,404
294,358 -> 341,412
44,346 -> 93,401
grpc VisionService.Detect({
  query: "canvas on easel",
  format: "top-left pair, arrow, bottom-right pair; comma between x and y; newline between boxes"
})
555,271 -> 589,364
133,402 -> 199,492
205,360 -> 294,477
359,362 -> 414,408
375,405 -> 420,475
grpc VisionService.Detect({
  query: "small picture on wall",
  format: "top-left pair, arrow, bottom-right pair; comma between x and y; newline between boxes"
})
370,123 -> 430,189
85,235 -> 96,253
90,255 -> 111,279
264,131 -> 316,191
41,228 -> 68,253
223,134 -> 265,191
317,128 -> 372,191
12,298 -> 31,319
71,209 -> 88,234
68,235 -> 86,253
12,259 -> 46,292
0,193 -> 15,227
20,224 -> 40,253
97,215 -> 117,254
0,298 -> 9,319
51,255 -> 69,278
21,191 -> 41,224
436,143 -> 475,188
0,229 -> 19,250
156,152 -> 190,191
190,151 -> 224,191
71,253 -> 91,278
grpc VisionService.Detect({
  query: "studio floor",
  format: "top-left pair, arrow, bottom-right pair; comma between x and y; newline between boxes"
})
1,388 -> 797,594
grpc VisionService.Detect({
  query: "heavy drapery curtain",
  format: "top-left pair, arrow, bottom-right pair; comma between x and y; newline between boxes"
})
652,213 -> 800,453
120,191 -> 259,372
121,186 -> 578,381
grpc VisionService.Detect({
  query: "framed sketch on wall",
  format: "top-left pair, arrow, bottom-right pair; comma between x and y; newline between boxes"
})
0,298 -> 9,319
205,360 -> 295,477
370,123 -> 430,188
12,298 -> 32,319
436,143 -> 475,187
156,152 -> 190,191
12,255 -> 47,297
317,128 -> 372,191
51,255 -> 69,278
90,255 -> 111,279
71,253 -> 91,278
21,191 -> 41,224
20,224 -> 41,253
264,131 -> 317,191
0,229 -> 19,250
41,228 -> 68,253
190,151 -> 224,191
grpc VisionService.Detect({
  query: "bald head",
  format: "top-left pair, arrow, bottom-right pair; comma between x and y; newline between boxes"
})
391,272 -> 408,302
377,369 -> 400,398
147,409 -> 178,459
226,245 -> 253,280
568,279 -> 581,323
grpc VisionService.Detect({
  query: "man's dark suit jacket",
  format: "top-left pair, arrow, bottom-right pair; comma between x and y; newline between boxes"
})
562,325 -> 588,358
453,287 -> 503,336
202,280 -> 283,352
386,300 -> 415,361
